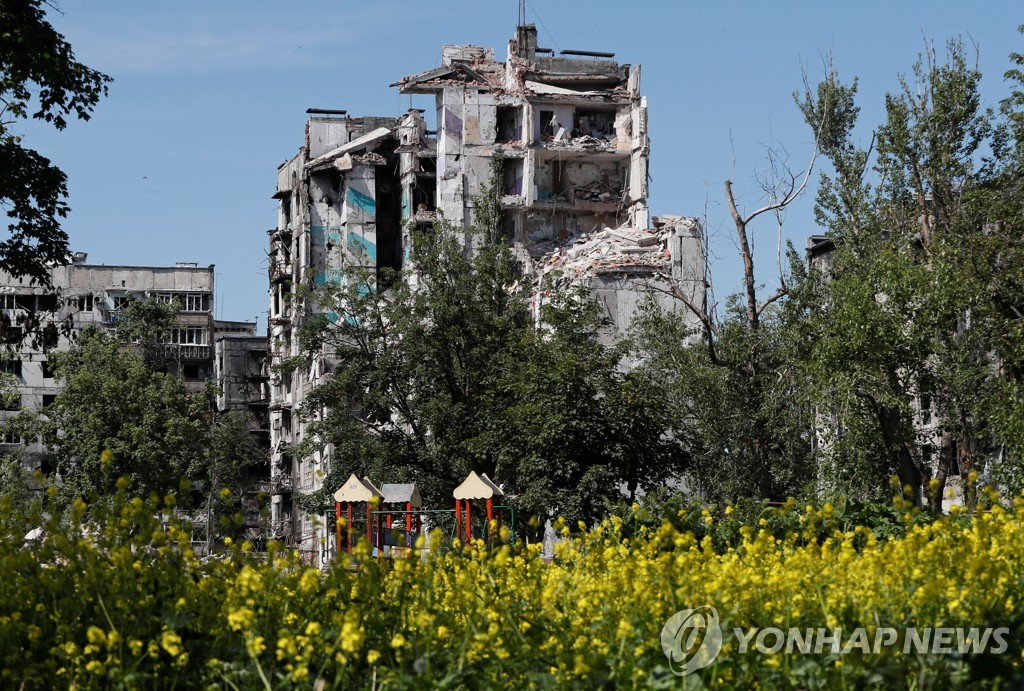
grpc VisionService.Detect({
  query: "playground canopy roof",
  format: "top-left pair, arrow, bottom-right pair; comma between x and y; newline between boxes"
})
381,483 -> 422,508
453,471 -> 504,500
333,474 -> 384,503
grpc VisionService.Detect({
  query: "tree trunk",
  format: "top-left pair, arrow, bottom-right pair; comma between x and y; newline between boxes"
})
958,437 -> 976,511
725,181 -> 760,333
878,404 -> 922,505
933,430 -> 955,514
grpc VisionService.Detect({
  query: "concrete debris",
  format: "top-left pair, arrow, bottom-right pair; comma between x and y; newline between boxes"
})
534,222 -> 672,287
544,133 -> 616,152
306,127 -> 392,169
352,152 -> 387,165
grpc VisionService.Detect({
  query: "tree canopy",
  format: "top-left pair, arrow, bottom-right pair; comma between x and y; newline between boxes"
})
0,1 -> 110,285
290,227 -> 685,530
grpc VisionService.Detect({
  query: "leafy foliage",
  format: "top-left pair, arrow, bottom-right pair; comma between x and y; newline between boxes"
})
0,1 -> 110,285
32,321 -> 266,523
798,37 -> 1024,504
291,225 -> 683,530
39,327 -> 208,504
634,272 -> 816,504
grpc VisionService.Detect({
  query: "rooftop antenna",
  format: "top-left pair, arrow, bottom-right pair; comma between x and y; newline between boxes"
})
518,0 -> 526,27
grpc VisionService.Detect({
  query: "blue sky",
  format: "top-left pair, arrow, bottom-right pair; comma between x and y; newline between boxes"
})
18,1 -> 1024,330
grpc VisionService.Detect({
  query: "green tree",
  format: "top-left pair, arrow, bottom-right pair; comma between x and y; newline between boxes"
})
631,65 -> 835,503
38,305 -> 267,543
633,269 -> 816,504
198,411 -> 268,553
115,294 -> 176,346
41,327 -> 208,503
1,1 -> 110,285
798,37 -> 1024,506
486,289 -> 686,528
291,226 -> 684,529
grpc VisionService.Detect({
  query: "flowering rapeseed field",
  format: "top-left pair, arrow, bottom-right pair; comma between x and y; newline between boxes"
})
1,486 -> 1022,688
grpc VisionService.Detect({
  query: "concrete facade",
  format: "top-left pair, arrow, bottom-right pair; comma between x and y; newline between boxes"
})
213,321 -> 270,444
213,324 -> 272,545
0,256 -> 216,465
268,25 -> 706,564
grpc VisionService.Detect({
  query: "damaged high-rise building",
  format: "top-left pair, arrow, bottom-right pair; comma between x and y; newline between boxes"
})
268,24 -> 705,562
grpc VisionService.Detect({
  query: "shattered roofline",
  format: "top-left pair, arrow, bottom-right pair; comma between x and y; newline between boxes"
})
391,30 -> 632,97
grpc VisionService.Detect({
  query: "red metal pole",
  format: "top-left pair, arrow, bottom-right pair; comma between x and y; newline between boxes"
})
487,498 -> 493,542
335,501 -> 342,558
465,501 -> 472,542
455,499 -> 461,542
347,503 -> 353,554
405,502 -> 412,556
366,502 -> 372,548
377,507 -> 383,556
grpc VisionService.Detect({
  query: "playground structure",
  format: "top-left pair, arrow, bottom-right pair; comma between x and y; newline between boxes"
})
379,483 -> 422,557
333,474 -> 383,555
453,471 -> 504,543
332,471 -> 512,559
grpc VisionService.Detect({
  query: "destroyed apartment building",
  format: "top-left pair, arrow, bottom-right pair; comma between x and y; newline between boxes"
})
268,24 -> 705,562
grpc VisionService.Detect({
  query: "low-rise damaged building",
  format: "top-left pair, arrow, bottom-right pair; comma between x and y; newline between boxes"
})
268,24 -> 705,563
0,255 -> 217,468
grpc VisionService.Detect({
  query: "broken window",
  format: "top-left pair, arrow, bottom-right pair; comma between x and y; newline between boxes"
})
42,394 -> 56,408
183,293 -> 210,312
412,180 -> 436,215
496,106 -> 523,143
36,294 -> 57,312
170,327 -> 208,345
112,295 -> 131,311
0,392 -> 19,411
2,432 -> 22,445
182,364 -> 208,380
281,192 -> 293,228
502,158 -> 524,196
499,211 -> 517,241
573,107 -> 617,140
413,157 -> 437,217
35,325 -> 59,351
0,360 -> 21,378
42,359 -> 54,379
537,159 -> 568,201
0,294 -> 15,310
77,294 -> 94,312
539,110 -> 554,139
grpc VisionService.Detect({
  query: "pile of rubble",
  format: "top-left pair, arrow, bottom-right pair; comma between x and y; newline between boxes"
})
544,133 -> 617,152
352,152 -> 387,165
534,223 -> 672,289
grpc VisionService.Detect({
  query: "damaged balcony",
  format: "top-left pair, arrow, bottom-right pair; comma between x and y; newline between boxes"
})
410,158 -> 438,225
533,156 -> 628,214
523,56 -> 629,92
533,104 -> 633,153
271,474 -> 294,495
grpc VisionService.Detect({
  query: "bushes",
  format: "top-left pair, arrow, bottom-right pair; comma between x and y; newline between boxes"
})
3,484 -> 1023,688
